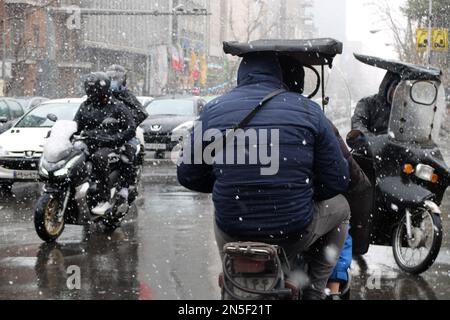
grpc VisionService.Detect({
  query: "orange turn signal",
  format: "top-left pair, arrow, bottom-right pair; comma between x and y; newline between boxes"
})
431,174 -> 439,184
403,164 -> 414,175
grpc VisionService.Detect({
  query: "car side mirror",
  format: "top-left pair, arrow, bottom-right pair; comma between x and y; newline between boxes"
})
0,116 -> 8,123
47,113 -> 58,122
346,130 -> 368,150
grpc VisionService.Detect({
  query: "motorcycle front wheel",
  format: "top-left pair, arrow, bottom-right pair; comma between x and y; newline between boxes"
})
392,209 -> 442,275
34,193 -> 66,243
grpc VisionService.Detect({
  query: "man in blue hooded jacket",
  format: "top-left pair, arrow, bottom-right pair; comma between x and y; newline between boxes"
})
177,52 -> 350,299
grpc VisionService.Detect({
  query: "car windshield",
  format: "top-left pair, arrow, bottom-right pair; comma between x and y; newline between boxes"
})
15,103 -> 80,128
146,99 -> 195,116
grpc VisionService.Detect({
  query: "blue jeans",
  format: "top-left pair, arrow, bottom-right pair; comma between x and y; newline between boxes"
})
329,233 -> 352,283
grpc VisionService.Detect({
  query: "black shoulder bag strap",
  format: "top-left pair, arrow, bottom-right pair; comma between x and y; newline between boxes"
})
224,88 -> 286,143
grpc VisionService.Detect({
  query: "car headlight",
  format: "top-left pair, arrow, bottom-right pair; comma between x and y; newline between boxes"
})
173,121 -> 194,134
0,146 -> 9,157
415,164 -> 439,183
172,121 -> 194,142
53,155 -> 82,177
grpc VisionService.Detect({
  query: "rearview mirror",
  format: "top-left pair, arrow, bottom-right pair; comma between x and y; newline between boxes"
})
0,116 -> 8,123
47,113 -> 58,122
346,130 -> 368,150
410,81 -> 438,106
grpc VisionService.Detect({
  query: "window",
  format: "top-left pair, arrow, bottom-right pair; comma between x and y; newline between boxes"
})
7,100 -> 24,118
0,101 -> 10,120
15,103 -> 79,128
146,100 -> 195,116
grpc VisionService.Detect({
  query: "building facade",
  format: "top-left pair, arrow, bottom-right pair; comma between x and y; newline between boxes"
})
1,0 -> 316,98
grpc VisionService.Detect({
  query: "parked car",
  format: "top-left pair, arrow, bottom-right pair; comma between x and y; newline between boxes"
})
0,98 -> 26,135
0,98 -> 83,190
140,97 -> 206,158
13,96 -> 49,110
0,97 -> 146,191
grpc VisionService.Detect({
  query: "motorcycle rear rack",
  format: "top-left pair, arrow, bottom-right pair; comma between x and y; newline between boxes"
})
221,242 -> 293,300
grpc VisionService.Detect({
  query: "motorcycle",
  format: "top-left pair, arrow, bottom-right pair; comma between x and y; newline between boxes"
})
347,54 -> 449,274
218,38 -> 351,300
34,116 -> 142,243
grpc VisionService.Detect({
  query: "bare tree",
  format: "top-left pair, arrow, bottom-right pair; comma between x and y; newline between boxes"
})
370,0 -> 424,64
226,0 -> 278,82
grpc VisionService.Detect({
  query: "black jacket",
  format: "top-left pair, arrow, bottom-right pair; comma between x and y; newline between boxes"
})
352,72 -> 400,136
112,90 -> 148,128
330,121 -> 371,193
74,97 -> 136,150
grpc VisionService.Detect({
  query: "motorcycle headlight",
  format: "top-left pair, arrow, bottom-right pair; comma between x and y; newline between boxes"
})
54,167 -> 68,177
54,154 -> 82,177
415,164 -> 439,183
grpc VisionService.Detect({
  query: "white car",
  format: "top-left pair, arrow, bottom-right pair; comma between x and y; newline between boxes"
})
0,98 -> 144,190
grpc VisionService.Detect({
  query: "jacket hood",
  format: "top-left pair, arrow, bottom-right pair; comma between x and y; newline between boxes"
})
237,52 -> 284,87
378,71 -> 401,101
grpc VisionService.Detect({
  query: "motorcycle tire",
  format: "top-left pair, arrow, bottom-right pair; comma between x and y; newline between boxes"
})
34,193 -> 65,243
392,211 -> 442,275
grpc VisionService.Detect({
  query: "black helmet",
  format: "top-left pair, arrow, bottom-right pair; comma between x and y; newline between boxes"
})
106,64 -> 127,92
84,72 -> 111,103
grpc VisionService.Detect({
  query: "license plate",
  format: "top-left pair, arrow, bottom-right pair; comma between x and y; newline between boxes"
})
146,143 -> 167,150
14,171 -> 40,180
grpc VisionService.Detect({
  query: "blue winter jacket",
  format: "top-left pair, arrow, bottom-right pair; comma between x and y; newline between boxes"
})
177,52 -> 349,240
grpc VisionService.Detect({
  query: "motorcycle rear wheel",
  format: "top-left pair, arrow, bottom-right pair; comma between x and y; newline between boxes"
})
392,210 -> 442,275
34,194 -> 65,243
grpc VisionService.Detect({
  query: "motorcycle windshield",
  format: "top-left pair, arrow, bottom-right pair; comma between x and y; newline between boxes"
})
43,120 -> 78,163
388,80 -> 445,144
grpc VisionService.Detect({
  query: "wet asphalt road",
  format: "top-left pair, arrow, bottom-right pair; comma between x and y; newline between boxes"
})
0,147 -> 449,300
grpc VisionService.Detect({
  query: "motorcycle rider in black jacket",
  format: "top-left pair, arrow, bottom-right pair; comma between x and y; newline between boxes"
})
74,72 -> 136,215
106,65 -> 148,194
351,72 -> 401,136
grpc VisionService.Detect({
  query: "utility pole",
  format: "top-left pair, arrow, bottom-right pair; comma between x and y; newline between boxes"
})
1,10 -> 6,82
427,0 -> 433,66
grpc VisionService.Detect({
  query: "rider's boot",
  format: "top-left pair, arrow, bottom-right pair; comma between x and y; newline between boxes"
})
115,188 -> 129,214
92,201 -> 112,216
